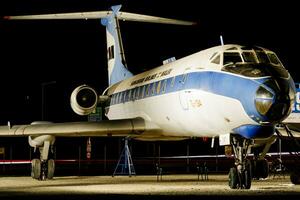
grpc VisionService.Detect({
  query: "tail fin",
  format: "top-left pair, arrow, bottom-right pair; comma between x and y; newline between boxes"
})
101,5 -> 133,86
5,5 -> 196,86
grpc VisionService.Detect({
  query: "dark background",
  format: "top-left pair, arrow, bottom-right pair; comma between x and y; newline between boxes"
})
0,0 -> 299,124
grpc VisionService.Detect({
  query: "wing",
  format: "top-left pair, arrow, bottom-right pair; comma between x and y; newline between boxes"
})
277,126 -> 300,138
0,118 -> 161,137
281,113 -> 300,137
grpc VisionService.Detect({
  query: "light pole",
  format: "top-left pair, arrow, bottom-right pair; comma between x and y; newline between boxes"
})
41,81 -> 56,120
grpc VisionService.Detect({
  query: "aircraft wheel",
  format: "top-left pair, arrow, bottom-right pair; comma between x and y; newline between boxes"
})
229,167 -> 238,189
47,159 -> 55,179
243,160 -> 252,189
260,159 -> 269,179
31,159 -> 41,179
244,169 -> 252,189
290,171 -> 300,184
252,159 -> 269,179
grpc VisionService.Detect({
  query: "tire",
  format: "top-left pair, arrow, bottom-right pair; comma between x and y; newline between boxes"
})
229,167 -> 238,189
47,159 -> 55,179
244,160 -> 252,189
253,159 -> 269,179
244,169 -> 252,189
260,159 -> 269,179
31,159 -> 41,179
290,171 -> 300,184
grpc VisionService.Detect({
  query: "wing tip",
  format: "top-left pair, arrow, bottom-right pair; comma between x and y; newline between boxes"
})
3,16 -> 11,20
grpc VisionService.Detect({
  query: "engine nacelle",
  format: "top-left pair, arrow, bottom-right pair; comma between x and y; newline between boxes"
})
70,84 -> 98,115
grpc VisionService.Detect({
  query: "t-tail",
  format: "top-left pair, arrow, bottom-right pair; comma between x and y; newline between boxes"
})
4,4 -> 196,86
100,5 -> 133,86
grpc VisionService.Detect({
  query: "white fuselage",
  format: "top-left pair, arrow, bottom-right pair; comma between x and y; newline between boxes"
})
105,45 -> 258,140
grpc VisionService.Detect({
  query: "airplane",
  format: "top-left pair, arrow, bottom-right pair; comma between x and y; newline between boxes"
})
0,5 -> 297,189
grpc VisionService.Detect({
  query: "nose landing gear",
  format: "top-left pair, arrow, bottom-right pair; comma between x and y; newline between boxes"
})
229,136 -> 252,189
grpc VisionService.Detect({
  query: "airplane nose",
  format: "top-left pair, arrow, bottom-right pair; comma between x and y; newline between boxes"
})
255,79 -> 294,123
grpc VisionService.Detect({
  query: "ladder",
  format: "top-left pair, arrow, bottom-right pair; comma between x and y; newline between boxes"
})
113,137 -> 136,177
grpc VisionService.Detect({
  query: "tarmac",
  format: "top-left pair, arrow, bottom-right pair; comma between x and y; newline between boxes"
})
0,174 -> 299,200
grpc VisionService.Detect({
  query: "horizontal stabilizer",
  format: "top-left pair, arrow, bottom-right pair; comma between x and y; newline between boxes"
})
4,11 -> 196,25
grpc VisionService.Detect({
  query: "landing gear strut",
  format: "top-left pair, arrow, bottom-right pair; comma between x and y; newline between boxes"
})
229,136 -> 252,189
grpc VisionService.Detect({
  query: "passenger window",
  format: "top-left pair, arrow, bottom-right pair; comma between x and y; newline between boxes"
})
181,74 -> 188,84
114,94 -> 118,104
146,84 -> 151,96
111,95 -> 114,104
132,88 -> 136,100
162,80 -> 167,93
118,92 -> 123,103
223,52 -> 242,65
128,90 -> 132,101
141,85 -> 145,98
171,77 -> 176,87
123,91 -> 127,102
156,81 -> 161,94
136,87 -> 140,99
151,82 -> 156,95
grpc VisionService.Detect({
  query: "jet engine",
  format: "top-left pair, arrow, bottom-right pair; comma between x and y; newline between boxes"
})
70,85 -> 98,115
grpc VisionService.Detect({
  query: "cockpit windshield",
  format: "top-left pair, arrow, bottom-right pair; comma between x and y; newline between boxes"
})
242,52 -> 256,63
223,52 -> 242,65
222,47 -> 282,66
220,46 -> 286,78
222,63 -> 288,78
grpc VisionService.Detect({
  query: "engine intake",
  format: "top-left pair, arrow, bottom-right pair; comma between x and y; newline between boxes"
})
70,85 -> 98,115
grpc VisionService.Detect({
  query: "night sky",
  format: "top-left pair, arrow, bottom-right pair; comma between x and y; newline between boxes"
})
0,0 -> 299,124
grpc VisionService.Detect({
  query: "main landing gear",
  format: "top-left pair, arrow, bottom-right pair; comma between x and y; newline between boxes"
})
31,141 -> 55,180
229,136 -> 252,189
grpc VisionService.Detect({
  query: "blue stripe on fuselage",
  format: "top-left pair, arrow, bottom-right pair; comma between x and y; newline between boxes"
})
110,71 -> 270,123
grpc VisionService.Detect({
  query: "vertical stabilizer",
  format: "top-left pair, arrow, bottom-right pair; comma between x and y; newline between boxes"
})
101,5 -> 133,86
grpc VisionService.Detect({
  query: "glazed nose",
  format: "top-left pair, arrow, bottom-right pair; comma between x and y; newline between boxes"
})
255,81 -> 294,123
255,86 -> 274,116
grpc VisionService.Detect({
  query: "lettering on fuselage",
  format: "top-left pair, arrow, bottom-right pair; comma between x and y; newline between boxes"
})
130,69 -> 172,86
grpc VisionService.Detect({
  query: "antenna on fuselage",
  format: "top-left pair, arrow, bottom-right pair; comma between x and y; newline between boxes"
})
220,35 -> 224,46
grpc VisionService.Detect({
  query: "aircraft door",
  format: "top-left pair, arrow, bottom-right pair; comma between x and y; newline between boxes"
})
178,71 -> 190,110
179,90 -> 191,110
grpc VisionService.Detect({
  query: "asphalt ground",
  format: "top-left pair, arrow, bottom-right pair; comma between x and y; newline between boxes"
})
0,174 -> 299,200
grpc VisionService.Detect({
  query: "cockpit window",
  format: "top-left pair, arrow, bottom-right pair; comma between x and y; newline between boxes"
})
222,63 -> 288,78
242,52 -> 257,63
211,55 -> 220,64
226,47 -> 238,50
223,52 -> 242,65
267,53 -> 280,65
222,63 -> 267,77
256,51 -> 270,63
209,52 -> 217,60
